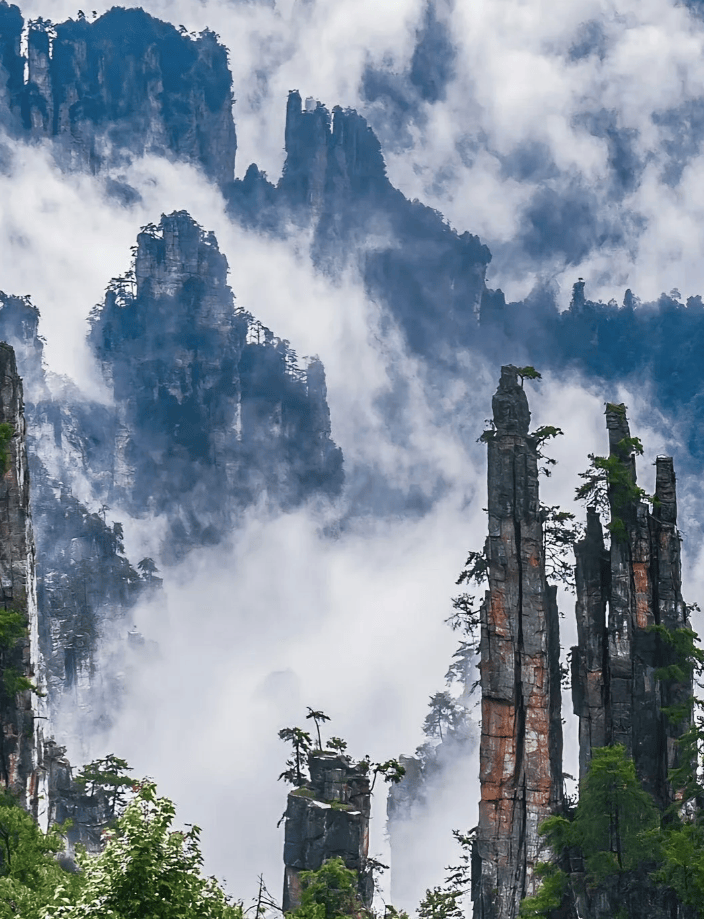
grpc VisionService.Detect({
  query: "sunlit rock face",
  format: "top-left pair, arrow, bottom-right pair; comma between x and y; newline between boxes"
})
0,4 -> 236,186
88,210 -> 343,559
473,366 -> 563,919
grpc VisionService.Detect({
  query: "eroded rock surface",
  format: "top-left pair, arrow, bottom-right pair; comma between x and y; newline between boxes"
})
0,4 -> 236,185
473,366 -> 563,919
282,752 -> 372,912
571,406 -> 691,807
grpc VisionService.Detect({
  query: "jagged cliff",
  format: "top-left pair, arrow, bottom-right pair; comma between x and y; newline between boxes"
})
282,752 -> 373,912
0,4 -> 236,185
228,90 -> 491,360
88,210 -> 343,557
472,366 -> 563,919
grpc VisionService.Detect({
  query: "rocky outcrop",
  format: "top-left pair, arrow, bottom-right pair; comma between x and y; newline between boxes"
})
282,752 -> 372,912
0,294 -> 145,730
228,91 -> 491,361
473,366 -> 563,919
0,342 -> 41,812
88,210 -> 343,558
0,4 -> 236,186
571,406 -> 691,807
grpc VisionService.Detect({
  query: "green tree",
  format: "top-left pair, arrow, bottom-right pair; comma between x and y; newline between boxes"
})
289,858 -> 368,919
74,754 -> 134,823
422,693 -> 467,742
306,709 -> 331,751
0,788 -> 77,919
575,430 -> 653,541
278,727 -> 313,787
43,782 -> 242,919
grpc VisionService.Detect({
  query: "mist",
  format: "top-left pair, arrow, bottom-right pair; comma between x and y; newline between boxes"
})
2,0 -> 704,913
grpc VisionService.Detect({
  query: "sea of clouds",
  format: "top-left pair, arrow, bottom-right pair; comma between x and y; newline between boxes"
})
3,0 -> 704,911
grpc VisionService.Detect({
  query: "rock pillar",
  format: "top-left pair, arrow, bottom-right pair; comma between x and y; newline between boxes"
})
473,366 -> 563,919
282,752 -> 372,912
571,406 -> 691,806
0,343 -> 42,813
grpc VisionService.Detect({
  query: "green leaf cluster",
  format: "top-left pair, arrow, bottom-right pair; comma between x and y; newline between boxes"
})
518,863 -> 566,918
42,782 -> 242,919
0,789 -> 76,919
575,436 -> 653,541
0,424 -> 13,476
290,858 -> 367,919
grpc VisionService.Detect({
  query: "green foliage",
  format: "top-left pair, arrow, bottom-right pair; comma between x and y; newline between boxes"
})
0,424 -> 13,476
575,436 -> 652,540
541,505 -> 580,590
516,366 -> 542,386
422,693 -> 467,742
647,625 -> 704,683
0,610 -> 26,651
417,829 -> 473,919
326,737 -> 348,753
0,788 -> 76,919
371,759 -> 406,787
278,727 -> 313,787
290,858 -> 365,919
306,708 -> 331,750
75,754 -> 134,823
455,550 -> 488,588
417,886 -> 463,919
538,746 -> 659,885
572,745 -> 659,879
43,782 -> 242,919
2,667 -> 39,697
518,862 -> 567,918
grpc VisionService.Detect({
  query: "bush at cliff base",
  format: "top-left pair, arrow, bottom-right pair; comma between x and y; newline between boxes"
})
38,781 -> 241,919
290,858 -> 371,919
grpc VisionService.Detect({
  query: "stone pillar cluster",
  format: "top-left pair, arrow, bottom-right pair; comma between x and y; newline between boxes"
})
571,405 -> 691,806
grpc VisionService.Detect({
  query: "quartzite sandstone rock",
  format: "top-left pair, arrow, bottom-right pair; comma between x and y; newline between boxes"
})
0,4 -> 236,186
571,406 -> 691,807
473,366 -> 563,919
0,343 -> 42,813
282,752 -> 372,912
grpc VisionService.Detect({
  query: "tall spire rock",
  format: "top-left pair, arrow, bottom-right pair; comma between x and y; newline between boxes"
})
473,366 -> 563,919
571,406 -> 691,806
0,343 -> 42,813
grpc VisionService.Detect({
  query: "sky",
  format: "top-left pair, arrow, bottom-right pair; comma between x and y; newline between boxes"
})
3,0 -> 704,912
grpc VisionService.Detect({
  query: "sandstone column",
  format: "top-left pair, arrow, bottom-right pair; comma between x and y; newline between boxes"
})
473,366 -> 563,919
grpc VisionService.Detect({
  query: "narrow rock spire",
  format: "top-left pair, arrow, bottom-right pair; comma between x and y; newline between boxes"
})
473,366 -> 563,919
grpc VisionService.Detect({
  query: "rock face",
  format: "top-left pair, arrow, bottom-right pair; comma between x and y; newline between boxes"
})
571,406 -> 691,807
282,752 -> 372,912
473,366 -> 563,919
0,343 -> 41,812
0,293 -> 145,730
0,4 -> 236,186
228,90 -> 491,361
88,210 -> 343,557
